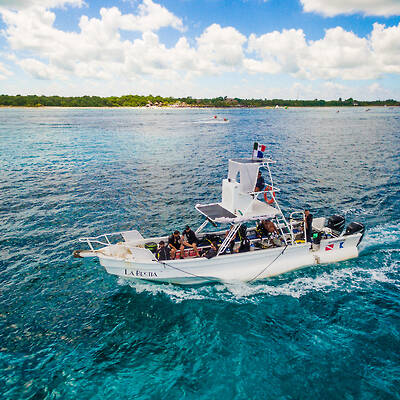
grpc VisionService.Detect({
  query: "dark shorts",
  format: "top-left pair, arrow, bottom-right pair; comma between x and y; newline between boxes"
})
184,240 -> 197,248
169,243 -> 182,250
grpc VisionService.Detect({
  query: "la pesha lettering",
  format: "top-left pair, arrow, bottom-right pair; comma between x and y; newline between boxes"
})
124,269 -> 158,278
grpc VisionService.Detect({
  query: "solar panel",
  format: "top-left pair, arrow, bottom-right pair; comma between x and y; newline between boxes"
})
196,204 -> 236,220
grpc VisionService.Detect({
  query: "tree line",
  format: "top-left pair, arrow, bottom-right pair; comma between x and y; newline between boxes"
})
0,94 -> 398,107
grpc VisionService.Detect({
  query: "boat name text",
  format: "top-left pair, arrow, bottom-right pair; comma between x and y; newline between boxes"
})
124,269 -> 158,277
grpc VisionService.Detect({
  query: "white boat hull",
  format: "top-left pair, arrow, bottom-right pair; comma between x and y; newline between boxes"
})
96,233 -> 362,285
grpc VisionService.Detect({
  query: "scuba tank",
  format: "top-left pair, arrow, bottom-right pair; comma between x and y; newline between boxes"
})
238,224 -> 250,253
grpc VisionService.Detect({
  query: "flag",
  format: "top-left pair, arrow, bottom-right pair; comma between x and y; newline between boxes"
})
253,142 -> 266,159
325,243 -> 334,251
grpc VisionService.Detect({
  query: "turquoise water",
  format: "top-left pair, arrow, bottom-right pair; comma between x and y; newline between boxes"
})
0,107 -> 399,399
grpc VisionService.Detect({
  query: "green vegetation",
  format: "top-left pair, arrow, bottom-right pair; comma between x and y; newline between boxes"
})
0,94 -> 398,108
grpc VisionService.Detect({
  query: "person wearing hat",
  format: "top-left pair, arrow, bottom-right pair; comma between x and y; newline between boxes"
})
156,240 -> 170,261
182,225 -> 200,257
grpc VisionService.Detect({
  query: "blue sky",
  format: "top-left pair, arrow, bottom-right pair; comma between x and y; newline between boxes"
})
0,0 -> 399,100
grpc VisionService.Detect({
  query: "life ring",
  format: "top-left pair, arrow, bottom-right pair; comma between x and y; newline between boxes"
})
263,185 -> 275,204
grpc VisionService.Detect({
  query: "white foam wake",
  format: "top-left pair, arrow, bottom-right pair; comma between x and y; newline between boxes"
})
359,221 -> 400,253
117,255 -> 398,303
193,119 -> 229,124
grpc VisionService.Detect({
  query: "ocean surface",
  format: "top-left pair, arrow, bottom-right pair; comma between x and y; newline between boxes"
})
0,106 -> 399,399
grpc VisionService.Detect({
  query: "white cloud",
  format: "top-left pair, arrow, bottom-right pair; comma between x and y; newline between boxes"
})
0,0 -> 83,11
247,29 -> 307,74
300,0 -> 400,17
275,81 -> 393,101
319,81 -> 354,99
370,22 -> 400,74
0,0 -> 188,81
0,4 -> 243,81
364,82 -> 393,99
0,61 -> 13,79
302,27 -> 376,80
78,2 -> 184,34
17,58 -> 65,79
196,24 -> 246,71
0,0 -> 399,96
243,58 -> 281,75
133,0 -> 184,32
1,7 -> 62,54
244,23 -> 400,81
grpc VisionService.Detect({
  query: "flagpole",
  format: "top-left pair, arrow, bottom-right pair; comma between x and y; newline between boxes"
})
252,142 -> 257,161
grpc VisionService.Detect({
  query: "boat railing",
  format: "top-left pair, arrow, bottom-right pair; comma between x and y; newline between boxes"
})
78,231 -> 127,251
289,211 -> 306,242
260,183 -> 293,244
247,187 -> 281,196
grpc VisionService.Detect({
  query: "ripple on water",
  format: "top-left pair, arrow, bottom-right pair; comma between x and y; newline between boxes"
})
0,107 -> 399,399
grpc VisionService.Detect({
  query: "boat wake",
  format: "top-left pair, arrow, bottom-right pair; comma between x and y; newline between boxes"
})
118,222 -> 399,303
119,256 -> 398,303
193,119 -> 229,124
339,206 -> 375,217
359,221 -> 400,254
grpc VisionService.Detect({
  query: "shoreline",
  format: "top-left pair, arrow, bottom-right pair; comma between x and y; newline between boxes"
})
0,105 -> 398,109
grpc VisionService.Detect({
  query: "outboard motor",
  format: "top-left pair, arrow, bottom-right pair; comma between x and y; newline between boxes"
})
344,222 -> 365,245
326,215 -> 345,235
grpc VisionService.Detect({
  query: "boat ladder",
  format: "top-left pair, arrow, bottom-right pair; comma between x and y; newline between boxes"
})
274,215 -> 292,245
217,223 -> 241,256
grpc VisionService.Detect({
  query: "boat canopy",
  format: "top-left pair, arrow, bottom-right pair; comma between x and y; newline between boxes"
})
196,203 -> 237,220
195,158 -> 281,224
195,201 -> 280,223
228,158 -> 270,194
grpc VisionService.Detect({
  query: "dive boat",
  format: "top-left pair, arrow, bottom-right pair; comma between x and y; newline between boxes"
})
74,147 -> 365,285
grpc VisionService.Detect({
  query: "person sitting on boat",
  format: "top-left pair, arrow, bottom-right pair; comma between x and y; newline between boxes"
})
202,241 -> 218,259
304,209 -> 313,243
256,219 -> 279,238
254,171 -> 265,192
168,230 -> 185,259
256,220 -> 268,238
256,220 -> 282,247
181,225 -> 200,256
156,241 -> 170,261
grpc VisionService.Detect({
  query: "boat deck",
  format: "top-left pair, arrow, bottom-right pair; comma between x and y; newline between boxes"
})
150,227 -> 287,260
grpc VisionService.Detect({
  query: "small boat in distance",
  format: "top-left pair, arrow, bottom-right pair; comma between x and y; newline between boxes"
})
74,143 -> 365,285
194,116 -> 229,124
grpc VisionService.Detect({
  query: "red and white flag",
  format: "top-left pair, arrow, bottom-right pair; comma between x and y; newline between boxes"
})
253,142 -> 267,159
